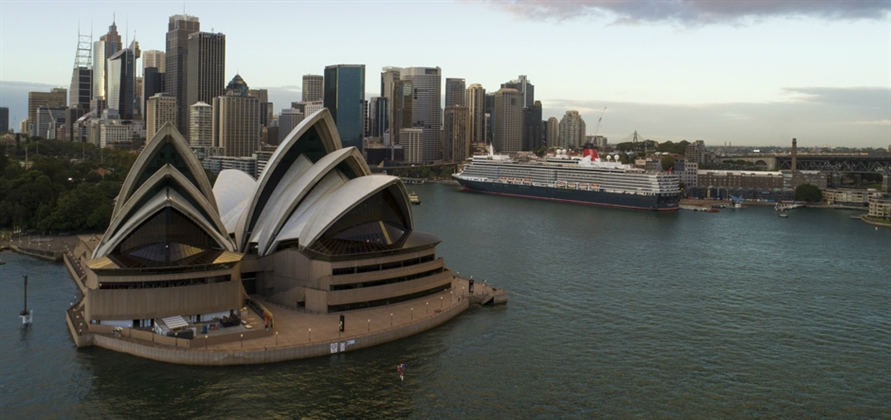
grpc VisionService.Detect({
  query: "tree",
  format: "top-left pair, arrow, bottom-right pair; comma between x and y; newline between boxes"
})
794,184 -> 822,203
661,155 -> 675,172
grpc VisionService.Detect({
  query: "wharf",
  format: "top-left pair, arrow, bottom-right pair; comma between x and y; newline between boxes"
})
63,251 -> 507,365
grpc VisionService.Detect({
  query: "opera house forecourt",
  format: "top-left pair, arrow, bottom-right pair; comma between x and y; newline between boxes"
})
64,109 -> 506,365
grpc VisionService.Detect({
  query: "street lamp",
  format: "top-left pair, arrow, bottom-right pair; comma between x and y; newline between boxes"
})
275,331 -> 278,346
426,302 -> 429,314
440,296 -> 443,309
390,313 -> 393,326
240,333 -> 244,349
411,308 -> 413,320
367,319 -> 370,332
308,328 -> 311,342
205,335 -> 208,349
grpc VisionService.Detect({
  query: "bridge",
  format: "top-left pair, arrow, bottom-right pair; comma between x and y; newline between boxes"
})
719,154 -> 891,174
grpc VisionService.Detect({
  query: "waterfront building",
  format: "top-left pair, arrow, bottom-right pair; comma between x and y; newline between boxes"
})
189,101 -> 213,149
546,117 -> 558,148
823,188 -> 886,207
278,108 -> 304,144
166,14 -> 201,135
302,75 -> 323,102
73,123 -> 243,330
558,110 -> 586,148
323,64 -> 366,152
145,93 -> 177,141
0,107 -> 8,132
401,128 -> 423,163
27,88 -> 67,135
401,67 -> 442,162
783,170 -> 827,190
674,160 -> 698,187
494,88 -> 523,153
213,75 -> 260,157
465,84 -> 485,146
868,194 -> 891,218
185,31 -> 226,138
523,101 -> 543,151
443,106 -> 469,162
445,78 -> 465,108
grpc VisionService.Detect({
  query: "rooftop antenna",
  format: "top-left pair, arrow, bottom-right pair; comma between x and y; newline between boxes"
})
20,275 -> 32,326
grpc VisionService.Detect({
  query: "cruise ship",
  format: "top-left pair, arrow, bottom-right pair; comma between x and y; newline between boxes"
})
453,146 -> 680,211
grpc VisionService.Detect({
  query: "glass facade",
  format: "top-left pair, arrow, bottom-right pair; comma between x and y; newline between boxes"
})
323,65 -> 365,152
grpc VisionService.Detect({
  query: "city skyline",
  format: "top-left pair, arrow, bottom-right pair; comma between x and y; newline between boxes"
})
0,1 -> 889,147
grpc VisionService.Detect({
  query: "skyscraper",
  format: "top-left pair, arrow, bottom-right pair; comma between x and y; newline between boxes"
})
546,117 -> 558,148
443,106 -> 469,162
143,50 -> 165,70
143,50 -> 166,114
558,110 -> 586,148
369,97 -> 388,138
186,31 -> 225,137
278,108 -> 305,143
494,88 -> 523,153
401,67 -> 442,162
445,78 -> 465,108
91,19 -> 122,112
323,64 -> 365,151
502,75 -> 534,108
69,29 -> 92,108
189,101 -> 213,148
145,93 -> 177,140
389,79 -> 413,147
0,107 -> 8,133
213,74 -> 260,157
522,100 -> 543,151
465,84 -> 486,146
107,40 -> 139,120
166,14 -> 200,135
28,88 -> 67,135
302,75 -> 323,102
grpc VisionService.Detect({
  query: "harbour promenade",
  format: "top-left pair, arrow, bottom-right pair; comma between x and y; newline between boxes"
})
62,246 -> 506,365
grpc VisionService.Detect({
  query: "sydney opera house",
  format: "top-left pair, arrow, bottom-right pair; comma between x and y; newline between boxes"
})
74,109 -> 453,333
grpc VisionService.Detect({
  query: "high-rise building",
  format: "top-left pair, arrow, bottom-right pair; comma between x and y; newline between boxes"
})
494,88 -> 523,153
145,93 -> 177,140
186,31 -> 225,137
380,67 -> 402,145
302,75 -> 323,102
401,128 -> 423,163
91,19 -> 122,112
369,97 -> 388,138
142,50 -> 165,71
389,80 -> 412,146
558,110 -> 586,148
502,75 -> 534,108
69,29 -> 92,108
380,67 -> 401,99
323,64 -> 365,151
401,67 -> 442,162
166,14 -> 200,135
28,88 -> 67,135
522,100 -> 543,151
278,108 -> 304,143
443,106 -> 469,162
107,41 -> 139,120
304,101 -> 324,117
35,106 -> 67,139
213,74 -> 260,157
248,89 -> 272,128
143,67 -> 165,112
465,84 -> 485,146
546,117 -> 558,148
189,101 -> 213,148
485,92 -> 496,144
445,78 -> 465,108
0,107 -> 9,133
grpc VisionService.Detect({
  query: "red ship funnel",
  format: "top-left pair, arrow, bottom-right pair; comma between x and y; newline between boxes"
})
583,146 -> 599,160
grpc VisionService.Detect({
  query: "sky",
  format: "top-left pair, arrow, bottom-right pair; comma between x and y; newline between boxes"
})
1,0 -> 889,148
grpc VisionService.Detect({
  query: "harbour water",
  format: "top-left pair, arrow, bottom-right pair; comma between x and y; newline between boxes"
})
1,183 -> 889,418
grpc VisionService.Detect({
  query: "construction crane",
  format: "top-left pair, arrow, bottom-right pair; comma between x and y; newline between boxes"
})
592,107 -> 607,137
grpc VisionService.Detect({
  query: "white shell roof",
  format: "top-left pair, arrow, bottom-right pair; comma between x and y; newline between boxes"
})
213,169 -> 257,234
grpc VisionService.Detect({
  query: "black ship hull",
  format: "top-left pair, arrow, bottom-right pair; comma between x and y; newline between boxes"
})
456,178 -> 679,211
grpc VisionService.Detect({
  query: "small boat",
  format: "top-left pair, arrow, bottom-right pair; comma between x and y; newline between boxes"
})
409,192 -> 421,205
779,212 -> 789,218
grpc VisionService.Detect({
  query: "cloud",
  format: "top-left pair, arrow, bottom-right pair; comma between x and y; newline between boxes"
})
485,0 -> 891,25
781,86 -> 891,108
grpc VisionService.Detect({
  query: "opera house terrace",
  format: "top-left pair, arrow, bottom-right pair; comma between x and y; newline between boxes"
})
64,109 -> 506,365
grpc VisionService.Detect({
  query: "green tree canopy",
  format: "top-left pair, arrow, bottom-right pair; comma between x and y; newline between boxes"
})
794,184 -> 823,203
